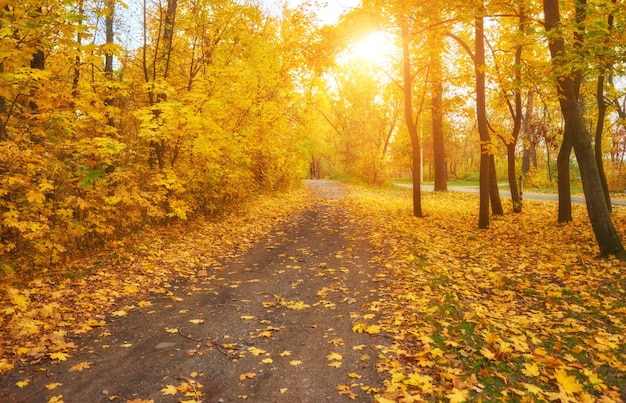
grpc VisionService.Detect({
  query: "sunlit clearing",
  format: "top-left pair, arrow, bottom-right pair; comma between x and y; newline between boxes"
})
339,30 -> 398,68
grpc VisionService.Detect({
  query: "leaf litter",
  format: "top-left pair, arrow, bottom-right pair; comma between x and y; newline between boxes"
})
1,181 -> 624,402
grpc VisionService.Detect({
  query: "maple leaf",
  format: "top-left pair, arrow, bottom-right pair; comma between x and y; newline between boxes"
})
137,300 -> 152,308
188,319 -> 204,324
261,358 -> 273,364
49,352 -> 70,361
47,395 -> 63,403
46,383 -> 62,390
554,369 -> 583,394
111,310 -> 127,317
328,361 -> 342,368
161,385 -> 177,396
446,388 -> 469,402
247,347 -> 266,356
479,347 -> 496,361
289,360 -> 302,366
521,362 -> 540,377
326,352 -> 343,361
16,378 -> 30,388
279,351 -> 291,357
69,361 -> 92,372
0,359 -> 14,373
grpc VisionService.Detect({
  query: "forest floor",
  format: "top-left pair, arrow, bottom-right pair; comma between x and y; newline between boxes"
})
0,180 -> 389,402
1,180 -> 626,403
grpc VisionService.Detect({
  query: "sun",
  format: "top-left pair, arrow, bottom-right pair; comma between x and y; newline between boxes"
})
344,30 -> 398,67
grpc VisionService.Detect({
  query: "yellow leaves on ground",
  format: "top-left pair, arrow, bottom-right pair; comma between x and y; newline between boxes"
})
69,361 -> 92,372
16,378 -> 30,388
0,190 -> 307,367
326,352 -> 343,368
160,385 -> 177,396
289,360 -> 302,366
49,352 -> 70,362
188,319 -> 204,324
239,372 -> 256,380
554,369 -> 584,394
344,186 -> 626,402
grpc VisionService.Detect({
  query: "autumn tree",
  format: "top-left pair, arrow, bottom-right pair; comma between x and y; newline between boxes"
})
543,0 -> 624,256
429,31 -> 448,191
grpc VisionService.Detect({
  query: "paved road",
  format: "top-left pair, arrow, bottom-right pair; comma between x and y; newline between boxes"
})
395,183 -> 626,207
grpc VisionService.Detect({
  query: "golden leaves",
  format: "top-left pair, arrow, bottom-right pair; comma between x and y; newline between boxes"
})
69,361 -> 92,372
344,186 -> 626,401
49,352 -> 70,362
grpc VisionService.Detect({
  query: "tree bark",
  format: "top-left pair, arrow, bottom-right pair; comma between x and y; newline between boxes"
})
430,34 -> 447,192
104,0 -> 115,127
521,91 -> 535,174
489,155 -> 503,215
401,24 -> 423,217
557,127 -> 573,222
543,0 -> 624,256
476,12 -> 491,228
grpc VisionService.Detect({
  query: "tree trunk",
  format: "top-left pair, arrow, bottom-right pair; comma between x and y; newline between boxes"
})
521,91 -> 535,174
505,5 -> 526,213
401,24 -> 423,217
476,12 -> 491,228
104,0 -> 115,127
430,34 -> 447,191
489,155 -> 503,215
0,60 -> 6,141
593,0 -> 616,212
544,0 -> 624,257
557,127 -> 573,222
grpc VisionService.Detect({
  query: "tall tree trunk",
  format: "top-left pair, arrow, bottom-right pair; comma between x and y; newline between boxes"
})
430,34 -> 447,191
544,0 -> 624,257
593,0 -> 616,213
104,0 -> 115,127
476,12 -> 491,228
521,91 -> 535,174
489,156 -> 503,215
401,24 -> 422,217
557,127 -> 573,222
0,60 -> 6,141
505,3 -> 526,213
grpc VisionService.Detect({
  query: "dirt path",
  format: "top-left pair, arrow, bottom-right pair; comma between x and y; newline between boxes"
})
1,180 -> 389,402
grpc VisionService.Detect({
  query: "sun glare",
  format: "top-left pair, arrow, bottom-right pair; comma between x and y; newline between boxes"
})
344,31 -> 398,67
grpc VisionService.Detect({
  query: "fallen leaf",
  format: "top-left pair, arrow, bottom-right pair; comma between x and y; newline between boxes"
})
188,319 -> 204,324
69,361 -> 92,372
289,360 -> 302,366
49,352 -> 70,361
16,378 -> 30,388
239,372 -> 256,380
46,383 -> 62,390
161,385 -> 177,396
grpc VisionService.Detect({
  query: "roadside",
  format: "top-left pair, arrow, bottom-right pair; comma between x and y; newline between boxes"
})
394,182 -> 626,206
0,180 -> 388,402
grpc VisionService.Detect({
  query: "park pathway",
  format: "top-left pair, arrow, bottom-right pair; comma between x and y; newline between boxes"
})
1,180 -> 387,402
